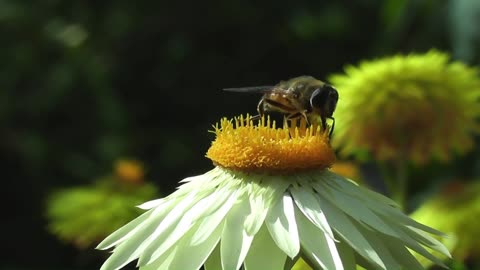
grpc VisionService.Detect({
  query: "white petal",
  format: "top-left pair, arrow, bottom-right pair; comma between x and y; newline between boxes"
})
324,171 -> 398,206
179,174 -> 206,183
383,238 -> 424,270
324,172 -> 445,236
162,221 -> 223,270
172,172 -> 223,201
192,186 -> 239,221
315,196 -> 386,270
221,192 -> 254,270
244,178 -> 289,236
290,184 -> 336,240
243,196 -> 268,237
372,202 -> 446,236
138,188 -> 233,266
140,245 -> 178,270
99,197 -> 181,251
406,226 -> 451,257
204,244 -> 222,270
355,225 -> 403,270
190,189 -> 239,245
97,209 -> 153,250
354,252 -> 380,270
100,192 -> 198,270
313,179 -> 401,238
336,239 -> 357,270
176,176 -> 219,198
350,188 -> 445,236
387,229 -> 447,267
244,225 -> 287,270
361,211 -> 448,267
266,194 -> 300,258
137,198 -> 165,210
141,220 -> 224,270
295,205 -> 343,270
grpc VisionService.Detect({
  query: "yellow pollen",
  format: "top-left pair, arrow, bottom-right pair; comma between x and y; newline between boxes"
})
206,115 -> 336,173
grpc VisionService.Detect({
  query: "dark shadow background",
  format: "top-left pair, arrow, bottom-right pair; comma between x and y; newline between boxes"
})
1,0 -> 479,269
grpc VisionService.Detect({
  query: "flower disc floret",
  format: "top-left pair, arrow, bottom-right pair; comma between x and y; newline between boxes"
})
206,115 -> 335,173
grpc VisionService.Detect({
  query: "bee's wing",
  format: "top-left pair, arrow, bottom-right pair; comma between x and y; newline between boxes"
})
223,86 -> 274,93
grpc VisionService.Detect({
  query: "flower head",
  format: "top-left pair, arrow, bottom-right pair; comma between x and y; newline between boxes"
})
46,174 -> 157,248
329,50 -> 480,163
98,115 -> 449,270
411,181 -> 480,262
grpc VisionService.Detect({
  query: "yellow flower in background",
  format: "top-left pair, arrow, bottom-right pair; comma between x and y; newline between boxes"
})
115,159 -> 145,184
98,116 -> 449,270
292,257 -> 312,270
330,161 -> 363,184
330,50 -> 480,164
411,181 -> 480,265
46,160 -> 158,248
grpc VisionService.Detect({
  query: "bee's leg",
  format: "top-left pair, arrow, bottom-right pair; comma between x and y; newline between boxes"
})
285,112 -> 310,127
286,112 -> 302,119
320,116 -> 327,132
286,111 -> 310,125
300,110 -> 310,125
249,98 -> 265,121
327,116 -> 335,139
286,112 -> 302,127
257,97 -> 265,116
250,114 -> 261,121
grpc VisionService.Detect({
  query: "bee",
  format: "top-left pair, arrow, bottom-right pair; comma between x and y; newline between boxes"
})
224,75 -> 338,138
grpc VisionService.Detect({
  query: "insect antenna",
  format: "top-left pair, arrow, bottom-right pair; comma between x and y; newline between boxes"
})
222,86 -> 274,93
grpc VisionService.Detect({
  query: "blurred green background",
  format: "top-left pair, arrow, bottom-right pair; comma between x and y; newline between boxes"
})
2,0 -> 480,269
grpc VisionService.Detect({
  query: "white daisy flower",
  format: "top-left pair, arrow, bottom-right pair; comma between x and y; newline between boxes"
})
97,116 -> 450,270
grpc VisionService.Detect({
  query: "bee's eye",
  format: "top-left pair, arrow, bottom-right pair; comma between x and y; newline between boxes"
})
310,85 -> 336,109
310,88 -> 327,108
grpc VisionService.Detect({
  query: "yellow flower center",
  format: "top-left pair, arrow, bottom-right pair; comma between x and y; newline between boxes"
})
206,115 -> 336,173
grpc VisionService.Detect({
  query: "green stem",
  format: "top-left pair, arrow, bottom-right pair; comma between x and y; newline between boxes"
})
379,159 -> 409,211
392,158 -> 408,211
379,162 -> 395,195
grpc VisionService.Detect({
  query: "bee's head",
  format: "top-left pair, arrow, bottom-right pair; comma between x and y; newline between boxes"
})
310,84 -> 339,115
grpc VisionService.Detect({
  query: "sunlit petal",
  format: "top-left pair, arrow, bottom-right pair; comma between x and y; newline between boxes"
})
290,184 -> 335,240
221,192 -> 254,270
295,204 -> 343,270
315,195 -> 386,269
266,194 -> 300,258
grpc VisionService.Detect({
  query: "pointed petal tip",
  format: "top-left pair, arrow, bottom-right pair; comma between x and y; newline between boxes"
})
96,242 -> 108,250
96,239 -> 118,251
137,199 -> 164,210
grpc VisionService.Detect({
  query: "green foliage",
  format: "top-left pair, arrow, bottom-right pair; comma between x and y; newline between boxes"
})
46,177 -> 158,248
411,181 -> 480,262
